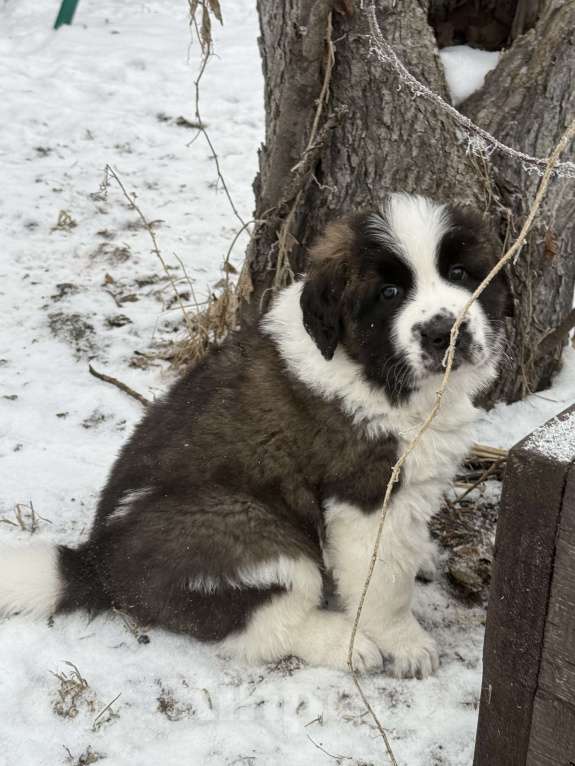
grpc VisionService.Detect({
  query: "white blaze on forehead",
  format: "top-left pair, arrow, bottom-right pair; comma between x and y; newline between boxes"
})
365,193 -> 450,271
386,193 -> 450,273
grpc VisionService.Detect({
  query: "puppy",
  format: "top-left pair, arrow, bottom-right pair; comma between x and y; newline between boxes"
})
0,194 -> 507,678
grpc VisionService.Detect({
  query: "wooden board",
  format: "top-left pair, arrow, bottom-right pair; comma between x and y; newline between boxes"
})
474,405 -> 575,766
526,457 -> 575,766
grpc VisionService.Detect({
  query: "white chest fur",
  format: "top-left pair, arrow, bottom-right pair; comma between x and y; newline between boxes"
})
263,283 -> 484,523
378,393 -> 477,524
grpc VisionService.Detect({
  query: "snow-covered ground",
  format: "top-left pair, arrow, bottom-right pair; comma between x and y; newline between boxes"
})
0,3 -> 574,765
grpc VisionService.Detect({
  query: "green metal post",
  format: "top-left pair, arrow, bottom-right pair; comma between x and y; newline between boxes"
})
54,0 -> 80,30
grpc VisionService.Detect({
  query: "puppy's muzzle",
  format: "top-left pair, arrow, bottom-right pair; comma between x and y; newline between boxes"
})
418,313 -> 472,371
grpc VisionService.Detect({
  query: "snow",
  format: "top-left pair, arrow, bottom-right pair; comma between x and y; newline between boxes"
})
0,2 -> 574,765
439,46 -> 500,105
473,347 -> 575,451
523,408 -> 575,463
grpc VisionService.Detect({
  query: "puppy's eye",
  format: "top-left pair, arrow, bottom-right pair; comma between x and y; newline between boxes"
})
448,265 -> 467,283
380,285 -> 402,301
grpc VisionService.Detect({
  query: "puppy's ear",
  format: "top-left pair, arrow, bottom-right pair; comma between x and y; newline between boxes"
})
300,221 -> 351,360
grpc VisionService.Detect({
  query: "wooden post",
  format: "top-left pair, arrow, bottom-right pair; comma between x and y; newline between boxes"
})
474,404 -> 575,765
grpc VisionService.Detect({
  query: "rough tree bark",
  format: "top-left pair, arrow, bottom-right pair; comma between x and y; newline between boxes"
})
465,0 -> 575,400
239,0 -> 575,407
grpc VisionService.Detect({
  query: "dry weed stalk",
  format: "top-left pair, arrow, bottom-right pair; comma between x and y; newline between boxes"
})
347,117 -> 575,765
102,165 -> 196,340
184,1 -> 260,365
0,501 -> 50,534
188,0 -> 245,228
101,164 -> 244,369
92,692 -> 122,731
95,3 -> 254,369
172,280 -> 238,367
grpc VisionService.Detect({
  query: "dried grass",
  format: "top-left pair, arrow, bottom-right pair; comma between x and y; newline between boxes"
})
0,501 -> 51,534
52,662 -> 92,719
63,746 -> 104,766
171,282 -> 238,368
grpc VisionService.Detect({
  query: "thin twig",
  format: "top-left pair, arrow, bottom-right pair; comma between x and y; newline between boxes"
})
104,165 -> 196,339
92,692 -> 122,727
223,219 -> 261,275
189,7 -> 246,228
306,734 -> 351,761
347,116 -> 575,765
88,364 -> 150,407
104,288 -> 124,309
453,459 -> 505,506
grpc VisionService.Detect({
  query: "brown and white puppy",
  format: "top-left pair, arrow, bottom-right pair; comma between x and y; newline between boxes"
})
0,194 -> 508,678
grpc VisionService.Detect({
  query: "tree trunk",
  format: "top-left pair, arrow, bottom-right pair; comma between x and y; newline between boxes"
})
464,0 -> 575,400
240,0 -> 575,407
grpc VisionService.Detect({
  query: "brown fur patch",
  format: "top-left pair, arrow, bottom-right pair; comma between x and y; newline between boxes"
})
307,220 -> 353,264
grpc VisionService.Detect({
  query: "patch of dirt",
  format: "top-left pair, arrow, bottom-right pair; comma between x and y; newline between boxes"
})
156,112 -> 204,129
90,242 -> 131,265
48,312 -> 96,358
156,683 -> 196,722
50,282 -> 80,302
64,746 -> 105,766
133,274 -> 164,288
432,485 -> 501,603
129,342 -> 178,369
81,409 -> 108,429
101,272 -> 173,312
105,314 -> 132,329
96,229 -> 115,240
267,656 -> 304,677
34,146 -> 52,157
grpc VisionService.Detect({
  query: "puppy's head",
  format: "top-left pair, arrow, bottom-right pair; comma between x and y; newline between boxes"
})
301,193 -> 509,402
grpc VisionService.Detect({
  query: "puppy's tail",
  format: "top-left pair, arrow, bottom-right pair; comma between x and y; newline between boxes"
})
0,542 -> 104,618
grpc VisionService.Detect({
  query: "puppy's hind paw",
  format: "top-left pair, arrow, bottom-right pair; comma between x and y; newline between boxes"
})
376,616 -> 439,679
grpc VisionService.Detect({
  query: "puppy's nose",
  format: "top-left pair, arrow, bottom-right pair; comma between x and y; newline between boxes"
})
420,315 -> 453,352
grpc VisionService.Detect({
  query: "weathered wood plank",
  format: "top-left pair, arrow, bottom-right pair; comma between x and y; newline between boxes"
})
474,405 -> 575,766
537,536 -> 575,707
526,692 -> 575,766
527,458 -> 575,764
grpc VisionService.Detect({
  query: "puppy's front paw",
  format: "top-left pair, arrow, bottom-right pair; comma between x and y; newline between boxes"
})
293,612 -> 384,673
348,628 -> 386,674
376,615 -> 439,679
